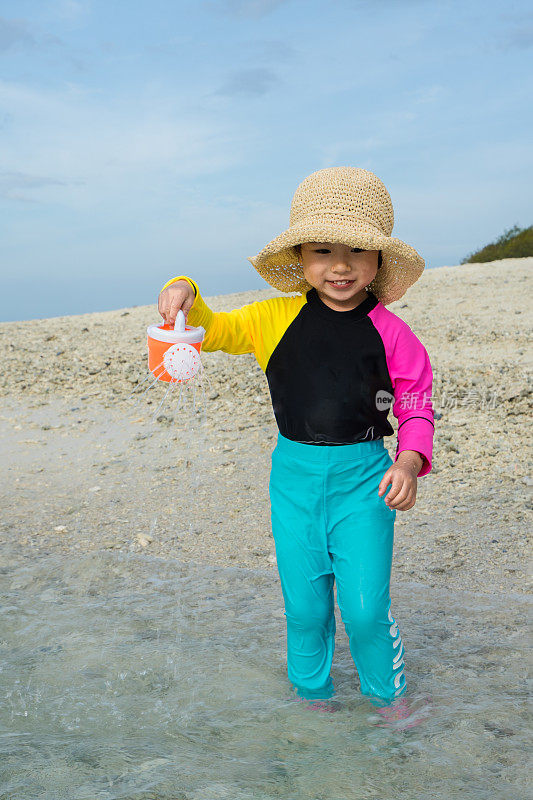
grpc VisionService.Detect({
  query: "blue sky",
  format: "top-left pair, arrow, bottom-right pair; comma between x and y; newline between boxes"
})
0,0 -> 531,321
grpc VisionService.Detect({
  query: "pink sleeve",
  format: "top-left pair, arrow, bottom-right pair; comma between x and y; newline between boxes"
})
369,305 -> 435,477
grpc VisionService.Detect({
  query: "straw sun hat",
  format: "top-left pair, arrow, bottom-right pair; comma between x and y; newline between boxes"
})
247,166 -> 425,306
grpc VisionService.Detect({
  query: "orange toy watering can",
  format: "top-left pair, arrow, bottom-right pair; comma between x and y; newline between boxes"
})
147,311 -> 205,384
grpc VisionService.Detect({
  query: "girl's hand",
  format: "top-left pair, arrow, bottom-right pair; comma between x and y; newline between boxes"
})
158,280 -> 195,325
378,451 -> 423,511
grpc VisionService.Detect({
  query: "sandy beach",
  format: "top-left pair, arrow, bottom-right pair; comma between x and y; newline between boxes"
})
1,257 -> 531,597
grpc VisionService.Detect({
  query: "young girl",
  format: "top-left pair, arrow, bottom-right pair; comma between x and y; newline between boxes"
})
158,167 -> 434,726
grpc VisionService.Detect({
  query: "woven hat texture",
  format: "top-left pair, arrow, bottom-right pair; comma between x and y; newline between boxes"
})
247,167 -> 425,305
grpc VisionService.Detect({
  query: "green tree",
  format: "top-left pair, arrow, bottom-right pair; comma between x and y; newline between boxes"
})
462,225 -> 533,263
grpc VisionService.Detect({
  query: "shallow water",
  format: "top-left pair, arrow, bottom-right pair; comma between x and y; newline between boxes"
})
0,550 -> 530,800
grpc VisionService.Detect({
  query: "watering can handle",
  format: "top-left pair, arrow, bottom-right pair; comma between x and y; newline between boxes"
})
174,309 -> 186,333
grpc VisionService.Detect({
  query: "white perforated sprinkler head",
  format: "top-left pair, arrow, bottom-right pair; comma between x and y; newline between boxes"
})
160,311 -> 201,383
163,342 -> 202,383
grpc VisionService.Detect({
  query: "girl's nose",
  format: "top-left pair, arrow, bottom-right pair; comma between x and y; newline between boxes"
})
332,262 -> 351,274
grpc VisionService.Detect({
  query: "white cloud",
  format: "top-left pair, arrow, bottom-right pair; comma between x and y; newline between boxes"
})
53,0 -> 90,21
0,79 -> 254,205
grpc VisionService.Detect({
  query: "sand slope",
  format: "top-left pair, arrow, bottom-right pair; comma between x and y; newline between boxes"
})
1,258 -> 531,596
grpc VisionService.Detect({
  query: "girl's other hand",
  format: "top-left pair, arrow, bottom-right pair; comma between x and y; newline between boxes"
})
158,280 -> 195,326
378,451 -> 423,511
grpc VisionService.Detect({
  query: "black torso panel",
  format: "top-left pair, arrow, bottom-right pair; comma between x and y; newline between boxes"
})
265,289 -> 395,445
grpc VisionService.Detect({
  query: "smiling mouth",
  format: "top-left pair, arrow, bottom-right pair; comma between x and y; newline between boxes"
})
327,279 -> 354,287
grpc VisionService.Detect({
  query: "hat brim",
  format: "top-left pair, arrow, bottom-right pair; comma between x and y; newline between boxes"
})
248,219 -> 425,305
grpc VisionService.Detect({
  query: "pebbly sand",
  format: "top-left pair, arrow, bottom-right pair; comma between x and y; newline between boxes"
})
0,257 -> 531,598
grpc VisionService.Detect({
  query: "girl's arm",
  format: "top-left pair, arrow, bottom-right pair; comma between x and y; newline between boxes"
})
369,305 -> 435,477
377,322 -> 434,509
390,325 -> 434,477
159,275 -> 256,355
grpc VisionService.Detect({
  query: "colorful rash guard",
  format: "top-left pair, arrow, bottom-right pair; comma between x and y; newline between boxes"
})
162,275 -> 435,476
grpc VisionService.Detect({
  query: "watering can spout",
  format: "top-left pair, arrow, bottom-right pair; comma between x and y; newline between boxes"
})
174,310 -> 186,333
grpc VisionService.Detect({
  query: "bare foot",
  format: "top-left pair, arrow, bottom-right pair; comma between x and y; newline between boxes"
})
371,695 -> 433,730
290,696 -> 340,713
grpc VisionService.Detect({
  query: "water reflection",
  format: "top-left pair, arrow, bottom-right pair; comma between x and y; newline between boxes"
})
1,551 -> 529,799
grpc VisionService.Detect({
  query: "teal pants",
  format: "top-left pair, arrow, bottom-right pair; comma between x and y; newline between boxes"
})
269,433 -> 406,706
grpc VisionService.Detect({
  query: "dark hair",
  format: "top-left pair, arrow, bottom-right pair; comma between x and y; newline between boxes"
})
295,243 -> 382,268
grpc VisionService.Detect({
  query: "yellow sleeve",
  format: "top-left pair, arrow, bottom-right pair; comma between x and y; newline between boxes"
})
160,275 -> 307,372
161,274 -> 198,297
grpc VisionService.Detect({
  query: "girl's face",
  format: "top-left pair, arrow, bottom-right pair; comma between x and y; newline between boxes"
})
300,242 -> 379,311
